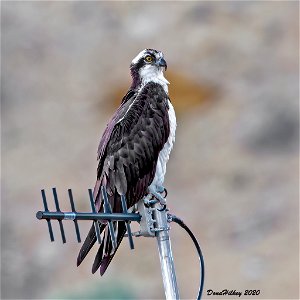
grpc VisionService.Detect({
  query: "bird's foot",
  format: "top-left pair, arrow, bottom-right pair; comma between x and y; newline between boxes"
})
146,185 -> 167,206
156,185 -> 168,198
152,191 -> 167,205
143,194 -> 156,206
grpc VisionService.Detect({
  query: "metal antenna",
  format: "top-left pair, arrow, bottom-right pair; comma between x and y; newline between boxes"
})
36,188 -> 140,250
67,189 -> 81,243
101,186 -> 117,251
121,195 -> 134,249
37,189 -> 180,298
88,189 -> 102,244
40,189 -> 54,242
52,188 -> 66,243
36,187 -> 204,300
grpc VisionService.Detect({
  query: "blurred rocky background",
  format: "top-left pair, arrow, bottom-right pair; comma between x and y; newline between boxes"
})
1,1 -> 299,299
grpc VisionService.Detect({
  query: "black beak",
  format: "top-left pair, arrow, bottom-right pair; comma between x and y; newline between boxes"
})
157,58 -> 167,71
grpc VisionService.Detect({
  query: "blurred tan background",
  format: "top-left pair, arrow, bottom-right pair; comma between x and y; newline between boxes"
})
1,1 -> 299,299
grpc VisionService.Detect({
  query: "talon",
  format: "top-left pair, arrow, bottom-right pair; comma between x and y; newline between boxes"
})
156,185 -> 168,198
157,204 -> 167,211
162,188 -> 168,198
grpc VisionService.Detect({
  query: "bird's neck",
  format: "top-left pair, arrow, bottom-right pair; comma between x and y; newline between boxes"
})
130,67 -> 169,94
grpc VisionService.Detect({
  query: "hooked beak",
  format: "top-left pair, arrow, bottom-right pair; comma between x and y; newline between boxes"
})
157,57 -> 167,71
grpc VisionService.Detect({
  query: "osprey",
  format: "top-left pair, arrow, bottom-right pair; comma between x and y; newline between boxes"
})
77,49 -> 176,275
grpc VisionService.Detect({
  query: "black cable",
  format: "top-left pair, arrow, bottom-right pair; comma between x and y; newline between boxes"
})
168,214 -> 205,300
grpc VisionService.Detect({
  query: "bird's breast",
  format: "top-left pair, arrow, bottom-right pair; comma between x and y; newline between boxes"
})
151,100 -> 176,187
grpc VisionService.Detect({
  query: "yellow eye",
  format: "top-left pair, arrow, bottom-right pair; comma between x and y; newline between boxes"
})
144,55 -> 153,62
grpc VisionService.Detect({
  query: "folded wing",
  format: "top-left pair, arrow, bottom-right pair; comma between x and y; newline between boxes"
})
77,82 -> 171,275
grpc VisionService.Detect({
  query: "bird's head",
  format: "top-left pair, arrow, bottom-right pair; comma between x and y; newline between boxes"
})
130,49 -> 169,89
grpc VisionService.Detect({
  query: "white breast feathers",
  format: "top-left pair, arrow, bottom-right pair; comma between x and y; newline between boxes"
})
150,100 -> 176,188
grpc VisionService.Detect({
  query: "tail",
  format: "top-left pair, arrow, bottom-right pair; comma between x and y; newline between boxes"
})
77,221 -> 126,275
77,180 -> 127,275
77,222 -> 105,267
77,178 -> 104,267
94,221 -> 126,275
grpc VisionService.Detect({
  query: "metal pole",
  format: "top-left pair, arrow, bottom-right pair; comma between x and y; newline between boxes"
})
153,203 -> 180,300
